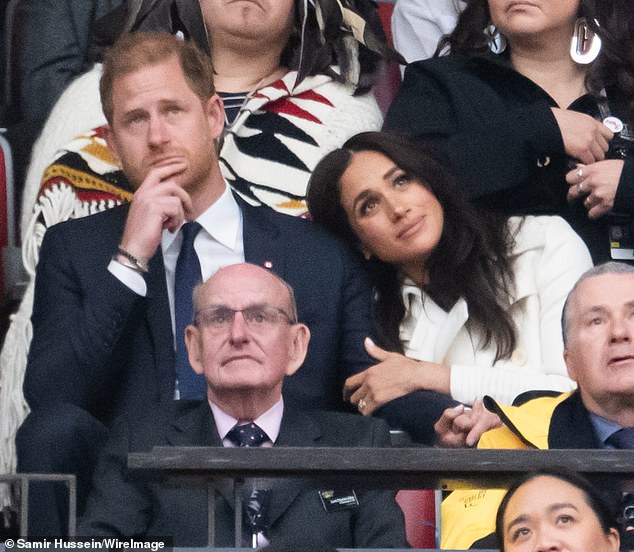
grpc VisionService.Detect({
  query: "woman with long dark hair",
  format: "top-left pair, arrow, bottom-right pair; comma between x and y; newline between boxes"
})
384,0 -> 634,265
308,131 -> 592,443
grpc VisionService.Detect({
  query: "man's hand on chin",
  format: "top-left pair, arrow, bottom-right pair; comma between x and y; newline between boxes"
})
119,161 -> 192,262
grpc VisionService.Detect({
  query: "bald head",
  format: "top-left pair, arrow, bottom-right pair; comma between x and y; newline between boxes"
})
193,263 -> 297,322
185,263 -> 310,419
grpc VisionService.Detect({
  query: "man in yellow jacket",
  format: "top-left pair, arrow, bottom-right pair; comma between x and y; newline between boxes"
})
438,262 -> 634,549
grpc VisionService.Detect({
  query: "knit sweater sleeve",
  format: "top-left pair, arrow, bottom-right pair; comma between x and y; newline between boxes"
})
316,85 -> 383,155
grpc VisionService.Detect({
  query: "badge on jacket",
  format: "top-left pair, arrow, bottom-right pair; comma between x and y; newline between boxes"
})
318,489 -> 360,512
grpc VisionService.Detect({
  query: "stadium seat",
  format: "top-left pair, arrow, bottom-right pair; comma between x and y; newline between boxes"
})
0,133 -> 13,300
391,430 -> 437,549
0,133 -> 22,303
397,489 -> 437,548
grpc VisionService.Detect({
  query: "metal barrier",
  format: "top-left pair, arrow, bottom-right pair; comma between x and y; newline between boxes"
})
128,447 -> 634,548
0,473 -> 77,537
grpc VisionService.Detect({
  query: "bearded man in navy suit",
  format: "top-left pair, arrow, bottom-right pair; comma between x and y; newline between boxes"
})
17,31 -> 373,535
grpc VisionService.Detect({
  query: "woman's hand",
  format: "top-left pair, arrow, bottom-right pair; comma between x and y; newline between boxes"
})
566,160 -> 625,218
344,337 -> 450,415
551,108 -> 613,164
434,400 -> 502,448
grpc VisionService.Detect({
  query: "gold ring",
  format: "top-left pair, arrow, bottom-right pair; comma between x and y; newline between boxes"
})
358,398 -> 367,412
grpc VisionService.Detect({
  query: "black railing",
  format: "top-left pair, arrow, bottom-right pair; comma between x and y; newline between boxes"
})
128,447 -> 634,547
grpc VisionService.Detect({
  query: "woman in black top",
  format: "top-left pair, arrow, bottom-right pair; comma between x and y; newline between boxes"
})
384,0 -> 634,263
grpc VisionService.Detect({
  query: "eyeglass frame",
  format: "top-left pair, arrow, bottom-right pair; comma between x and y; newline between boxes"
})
193,303 -> 297,332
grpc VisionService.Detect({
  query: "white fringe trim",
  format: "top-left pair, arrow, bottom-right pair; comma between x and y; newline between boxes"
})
0,183 -> 120,511
0,282 -> 33,510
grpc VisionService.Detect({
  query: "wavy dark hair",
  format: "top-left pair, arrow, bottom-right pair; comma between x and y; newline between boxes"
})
495,468 -> 619,552
585,0 -> 634,127
437,0 -> 634,126
307,132 -> 517,360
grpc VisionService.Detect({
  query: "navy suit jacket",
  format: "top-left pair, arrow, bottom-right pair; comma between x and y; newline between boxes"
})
78,401 -> 408,548
547,391 -> 603,448
24,198 -> 373,423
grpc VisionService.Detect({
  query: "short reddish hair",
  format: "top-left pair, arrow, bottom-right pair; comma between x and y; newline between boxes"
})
100,31 -> 215,124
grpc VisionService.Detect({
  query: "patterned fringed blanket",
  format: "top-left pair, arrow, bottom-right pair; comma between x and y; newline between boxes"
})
0,128 -> 132,516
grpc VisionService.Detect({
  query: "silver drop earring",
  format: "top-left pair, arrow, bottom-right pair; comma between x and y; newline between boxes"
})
570,17 -> 602,64
484,24 -> 507,55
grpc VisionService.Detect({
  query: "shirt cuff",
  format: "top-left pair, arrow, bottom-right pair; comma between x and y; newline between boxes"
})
108,259 -> 148,297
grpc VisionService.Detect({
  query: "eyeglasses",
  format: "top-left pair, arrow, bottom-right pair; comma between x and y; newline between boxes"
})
194,304 -> 296,333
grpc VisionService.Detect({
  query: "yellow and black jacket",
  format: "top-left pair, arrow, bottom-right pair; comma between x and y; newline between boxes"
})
441,391 -> 603,549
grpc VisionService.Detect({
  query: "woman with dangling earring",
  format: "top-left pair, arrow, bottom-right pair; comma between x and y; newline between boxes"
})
384,0 -> 634,265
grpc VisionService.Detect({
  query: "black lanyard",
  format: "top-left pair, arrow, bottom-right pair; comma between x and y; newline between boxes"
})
597,96 -> 634,159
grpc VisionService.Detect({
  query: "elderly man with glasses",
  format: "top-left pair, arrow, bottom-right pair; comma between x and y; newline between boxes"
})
77,263 -> 408,548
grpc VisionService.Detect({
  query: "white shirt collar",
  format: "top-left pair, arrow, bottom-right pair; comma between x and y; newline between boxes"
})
162,183 -> 241,252
210,398 -> 284,445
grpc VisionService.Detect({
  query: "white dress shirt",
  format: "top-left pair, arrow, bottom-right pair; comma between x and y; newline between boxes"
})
108,183 -> 245,336
211,398 -> 283,448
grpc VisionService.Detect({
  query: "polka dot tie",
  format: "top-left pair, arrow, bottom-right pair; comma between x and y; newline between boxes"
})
226,422 -> 269,447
